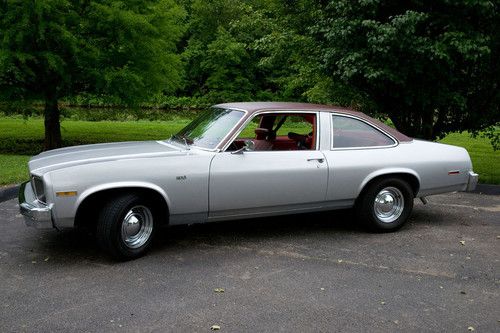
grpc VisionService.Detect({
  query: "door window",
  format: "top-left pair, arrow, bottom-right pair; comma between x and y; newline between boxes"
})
228,113 -> 317,151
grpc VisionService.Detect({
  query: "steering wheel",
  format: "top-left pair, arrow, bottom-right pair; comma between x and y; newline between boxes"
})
288,132 -> 308,150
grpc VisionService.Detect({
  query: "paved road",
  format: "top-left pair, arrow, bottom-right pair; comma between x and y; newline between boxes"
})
0,193 -> 499,332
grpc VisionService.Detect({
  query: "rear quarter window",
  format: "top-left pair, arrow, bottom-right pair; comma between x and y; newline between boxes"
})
332,115 -> 395,148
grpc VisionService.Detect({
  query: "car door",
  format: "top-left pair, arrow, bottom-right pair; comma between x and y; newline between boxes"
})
208,111 -> 328,220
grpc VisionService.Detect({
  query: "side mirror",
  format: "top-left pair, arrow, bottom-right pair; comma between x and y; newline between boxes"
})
231,140 -> 254,154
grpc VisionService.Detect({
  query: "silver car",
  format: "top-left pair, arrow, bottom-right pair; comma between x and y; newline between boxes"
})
19,102 -> 478,259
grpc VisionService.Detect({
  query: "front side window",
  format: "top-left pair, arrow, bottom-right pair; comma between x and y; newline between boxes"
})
172,107 -> 245,149
227,112 -> 317,151
332,115 -> 395,148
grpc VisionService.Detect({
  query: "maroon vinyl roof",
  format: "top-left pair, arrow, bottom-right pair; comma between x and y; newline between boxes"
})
215,102 -> 412,142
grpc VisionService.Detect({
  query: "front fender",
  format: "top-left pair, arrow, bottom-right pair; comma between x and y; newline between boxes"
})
75,181 -> 172,210
51,181 -> 172,229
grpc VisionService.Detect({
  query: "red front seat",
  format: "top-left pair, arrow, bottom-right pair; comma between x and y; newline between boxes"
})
253,128 -> 274,151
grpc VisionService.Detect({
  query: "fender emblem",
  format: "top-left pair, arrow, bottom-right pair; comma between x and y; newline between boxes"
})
176,175 -> 187,180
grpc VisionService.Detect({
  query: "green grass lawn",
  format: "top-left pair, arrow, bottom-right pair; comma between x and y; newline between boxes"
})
0,117 -> 189,185
0,154 -> 30,185
438,132 -> 499,185
0,116 -> 498,185
0,116 -> 190,155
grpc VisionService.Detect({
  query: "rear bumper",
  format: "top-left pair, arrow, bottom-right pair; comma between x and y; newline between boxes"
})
18,181 -> 53,229
466,171 -> 479,192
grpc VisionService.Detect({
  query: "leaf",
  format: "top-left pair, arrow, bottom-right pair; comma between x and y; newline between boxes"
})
211,325 -> 221,330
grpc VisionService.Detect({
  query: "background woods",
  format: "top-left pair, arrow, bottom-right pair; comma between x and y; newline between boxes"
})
0,0 -> 499,150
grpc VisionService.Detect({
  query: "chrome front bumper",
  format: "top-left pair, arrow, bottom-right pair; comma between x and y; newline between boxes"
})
19,181 -> 53,229
466,171 -> 479,191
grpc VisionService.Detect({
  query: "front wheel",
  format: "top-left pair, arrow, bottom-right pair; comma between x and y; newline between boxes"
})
356,178 -> 414,232
97,194 -> 157,260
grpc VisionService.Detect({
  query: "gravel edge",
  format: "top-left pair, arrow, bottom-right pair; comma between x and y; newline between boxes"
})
0,184 -> 21,203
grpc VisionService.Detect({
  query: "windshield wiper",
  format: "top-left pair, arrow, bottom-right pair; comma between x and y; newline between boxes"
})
171,134 -> 191,150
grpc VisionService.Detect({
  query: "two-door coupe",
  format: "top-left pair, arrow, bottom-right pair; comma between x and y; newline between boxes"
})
19,102 -> 478,259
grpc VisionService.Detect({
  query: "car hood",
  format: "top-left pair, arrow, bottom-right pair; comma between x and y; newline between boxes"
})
29,141 -> 185,175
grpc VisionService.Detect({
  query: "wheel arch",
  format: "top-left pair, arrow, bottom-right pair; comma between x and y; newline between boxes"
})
358,169 -> 421,199
74,182 -> 170,229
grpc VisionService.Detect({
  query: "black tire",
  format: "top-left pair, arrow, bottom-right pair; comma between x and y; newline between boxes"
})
96,193 -> 157,260
356,177 -> 414,232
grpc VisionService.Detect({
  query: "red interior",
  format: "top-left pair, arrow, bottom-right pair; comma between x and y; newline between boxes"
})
230,113 -> 317,151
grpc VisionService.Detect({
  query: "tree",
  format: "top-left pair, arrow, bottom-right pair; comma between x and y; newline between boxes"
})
0,0 -> 185,149
253,0 -> 331,102
315,0 -> 499,140
200,28 -> 254,101
180,0 -> 246,97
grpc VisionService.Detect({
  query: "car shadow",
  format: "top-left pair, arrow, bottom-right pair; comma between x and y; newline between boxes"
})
154,209 -> 362,249
35,204 -> 447,264
37,209 -> 360,262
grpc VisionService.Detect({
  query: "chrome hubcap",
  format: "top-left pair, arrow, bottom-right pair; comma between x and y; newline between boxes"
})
374,187 -> 404,223
121,205 -> 153,249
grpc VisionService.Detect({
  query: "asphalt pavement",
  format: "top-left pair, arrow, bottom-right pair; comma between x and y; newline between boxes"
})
0,192 -> 499,332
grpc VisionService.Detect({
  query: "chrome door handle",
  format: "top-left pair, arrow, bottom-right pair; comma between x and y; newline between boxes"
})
307,158 -> 324,163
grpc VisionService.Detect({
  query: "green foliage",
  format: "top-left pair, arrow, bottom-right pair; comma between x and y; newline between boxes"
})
181,0 -> 248,96
1,0 -> 499,149
0,0 -> 186,148
0,0 -> 186,103
0,0 -> 78,100
315,0 -> 500,140
476,126 -> 500,151
85,0 -> 186,102
201,28 -> 253,101
0,115 -> 498,184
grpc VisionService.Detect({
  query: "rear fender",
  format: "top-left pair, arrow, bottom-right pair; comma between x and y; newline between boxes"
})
358,168 -> 421,197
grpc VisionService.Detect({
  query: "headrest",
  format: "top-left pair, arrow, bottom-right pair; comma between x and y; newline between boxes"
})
254,128 -> 269,135
303,115 -> 315,124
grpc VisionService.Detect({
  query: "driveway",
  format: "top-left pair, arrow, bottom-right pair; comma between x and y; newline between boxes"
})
0,192 -> 499,332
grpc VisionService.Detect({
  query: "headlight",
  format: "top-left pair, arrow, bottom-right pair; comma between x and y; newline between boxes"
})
31,176 -> 46,203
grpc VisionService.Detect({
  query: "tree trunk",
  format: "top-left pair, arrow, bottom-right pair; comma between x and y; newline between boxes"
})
390,113 -> 414,137
421,110 -> 435,140
390,109 -> 436,140
43,92 -> 62,150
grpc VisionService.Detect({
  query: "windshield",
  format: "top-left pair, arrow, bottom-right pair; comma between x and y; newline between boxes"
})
171,107 -> 245,149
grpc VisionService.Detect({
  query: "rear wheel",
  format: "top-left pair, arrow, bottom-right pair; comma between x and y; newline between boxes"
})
356,177 -> 414,231
97,193 -> 157,260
